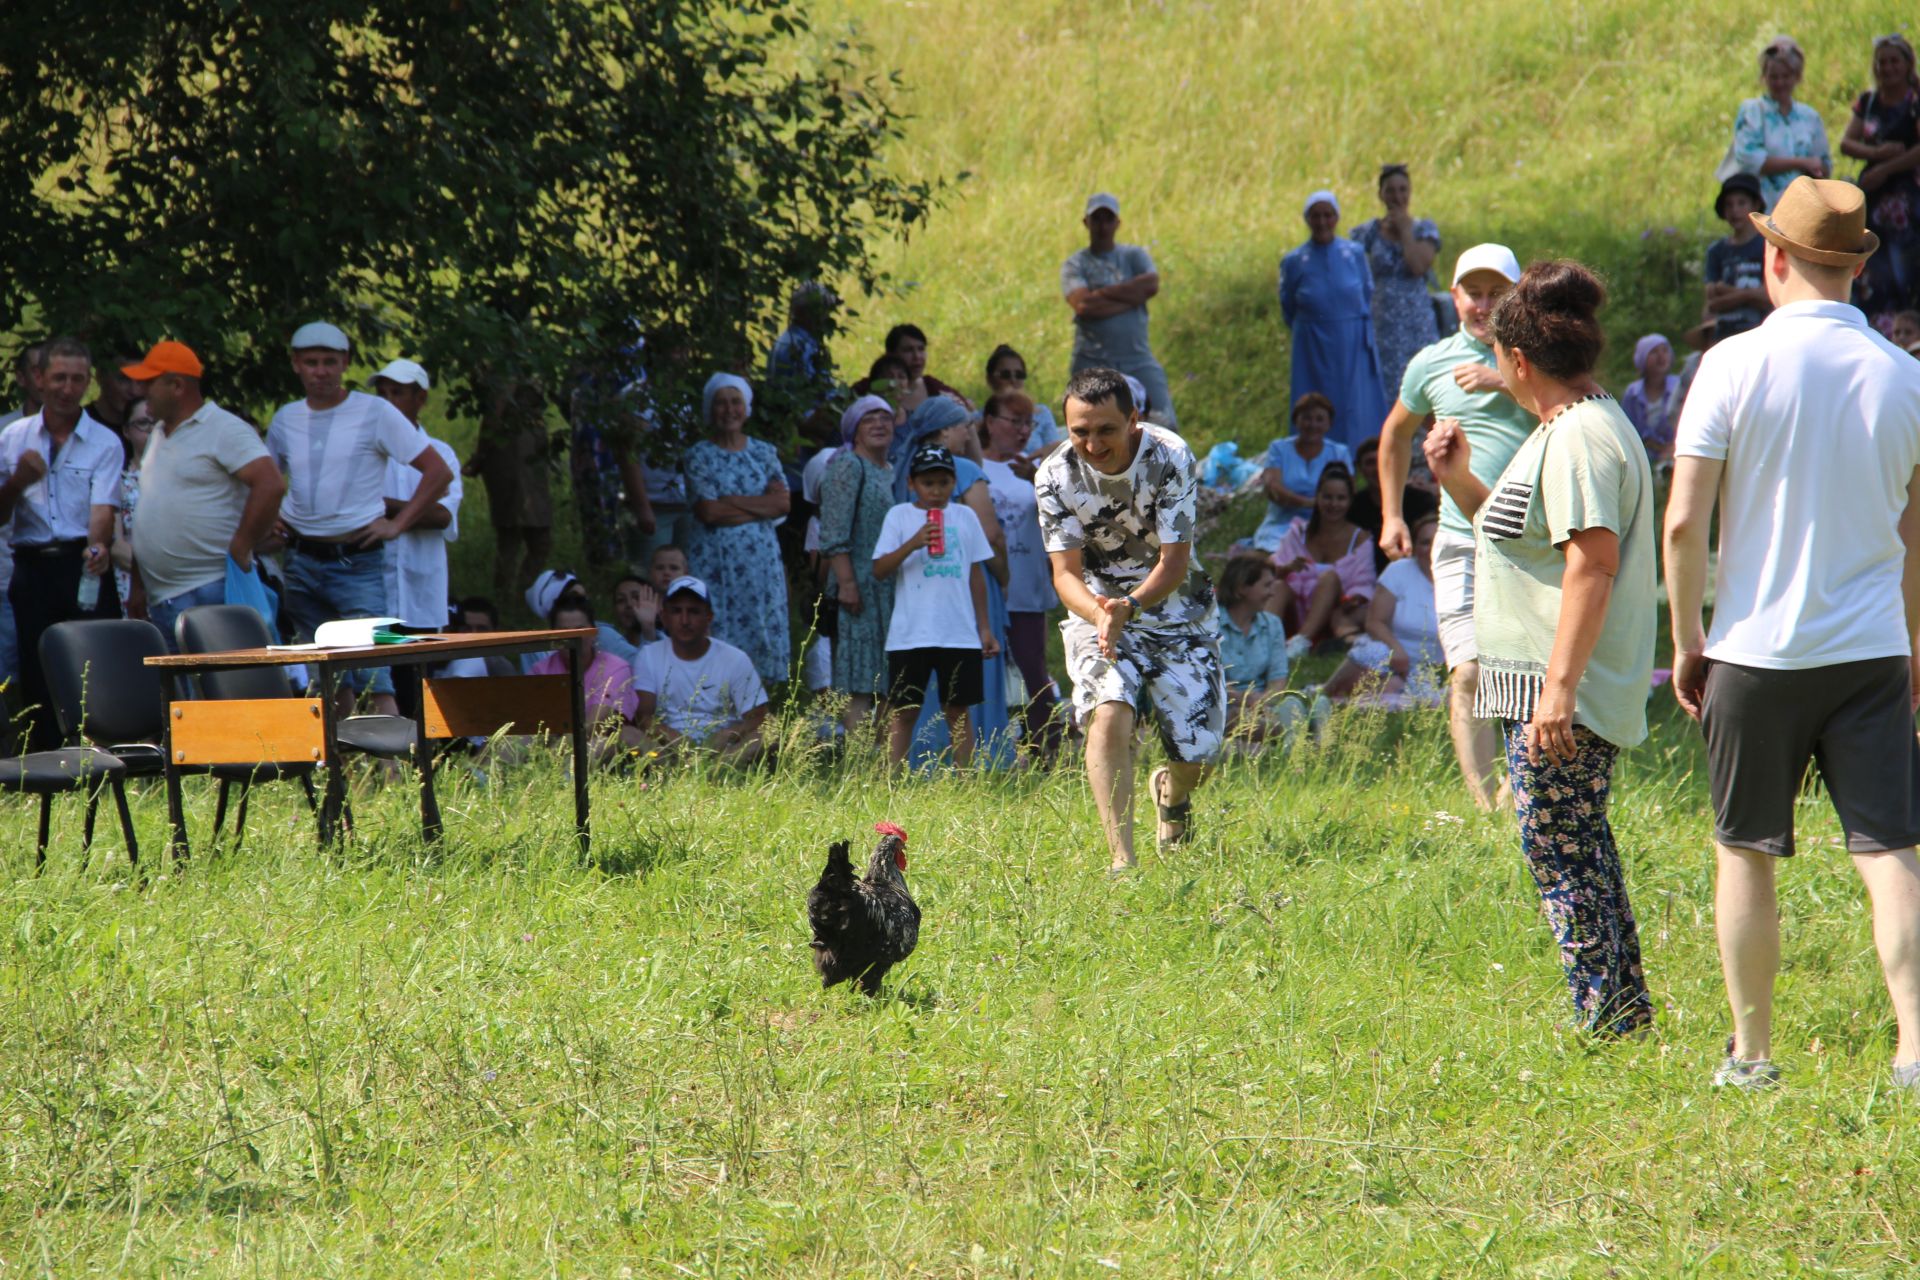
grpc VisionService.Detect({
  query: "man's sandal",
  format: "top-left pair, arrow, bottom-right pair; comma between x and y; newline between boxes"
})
1150,765 -> 1192,851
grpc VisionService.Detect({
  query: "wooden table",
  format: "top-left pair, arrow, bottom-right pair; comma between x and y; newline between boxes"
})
145,628 -> 595,858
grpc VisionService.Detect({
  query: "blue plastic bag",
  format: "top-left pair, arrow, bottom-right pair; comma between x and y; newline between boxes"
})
224,555 -> 282,643
1201,441 -> 1259,491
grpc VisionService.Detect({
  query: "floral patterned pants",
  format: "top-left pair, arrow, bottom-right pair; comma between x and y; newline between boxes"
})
1503,722 -> 1653,1037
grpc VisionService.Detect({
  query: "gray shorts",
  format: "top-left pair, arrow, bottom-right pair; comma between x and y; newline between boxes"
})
1701,656 -> 1920,857
1062,618 -> 1225,764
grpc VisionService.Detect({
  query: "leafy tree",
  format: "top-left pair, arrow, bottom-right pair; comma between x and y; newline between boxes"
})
0,0 -> 936,434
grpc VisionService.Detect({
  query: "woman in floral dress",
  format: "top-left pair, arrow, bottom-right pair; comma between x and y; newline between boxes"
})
1350,164 -> 1441,407
1842,33 -> 1920,323
681,373 -> 791,684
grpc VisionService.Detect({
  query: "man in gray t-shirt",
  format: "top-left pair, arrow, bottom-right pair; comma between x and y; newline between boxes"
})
1061,193 -> 1177,429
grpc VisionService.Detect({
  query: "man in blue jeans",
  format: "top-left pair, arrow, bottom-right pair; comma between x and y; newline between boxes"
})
266,322 -> 452,715
124,341 -> 287,651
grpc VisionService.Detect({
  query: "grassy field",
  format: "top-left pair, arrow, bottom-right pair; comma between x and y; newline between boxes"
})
809,0 -> 1894,432
11,5 -> 1920,1275
4,703 -> 1917,1275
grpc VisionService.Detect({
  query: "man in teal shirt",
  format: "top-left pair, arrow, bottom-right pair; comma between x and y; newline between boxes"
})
1376,243 -> 1532,810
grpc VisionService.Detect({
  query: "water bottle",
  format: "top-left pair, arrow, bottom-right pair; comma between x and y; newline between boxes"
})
76,547 -> 100,611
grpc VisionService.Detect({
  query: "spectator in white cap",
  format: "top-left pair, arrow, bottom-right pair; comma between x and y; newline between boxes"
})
1062,193 -> 1178,429
370,359 -> 463,634
1375,242 -> 1532,811
266,322 -> 452,716
1280,188 -> 1387,450
631,574 -> 770,765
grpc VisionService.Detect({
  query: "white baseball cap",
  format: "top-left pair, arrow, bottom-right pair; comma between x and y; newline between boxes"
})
526,569 -> 581,620
665,575 -> 710,602
1451,243 -> 1523,287
289,321 -> 351,352
1084,192 -> 1120,218
372,358 -> 430,390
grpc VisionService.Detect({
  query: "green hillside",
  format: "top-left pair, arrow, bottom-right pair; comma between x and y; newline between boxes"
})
815,0 -> 1890,445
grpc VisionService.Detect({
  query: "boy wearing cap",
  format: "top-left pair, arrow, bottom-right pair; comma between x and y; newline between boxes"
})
1704,173 -> 1771,342
631,575 -> 770,765
1062,194 -> 1177,429
1667,177 -> 1920,1092
122,341 -> 286,649
1037,368 -> 1224,872
267,323 -> 452,713
871,443 -> 999,770
1376,243 -> 1533,812
371,360 -> 464,633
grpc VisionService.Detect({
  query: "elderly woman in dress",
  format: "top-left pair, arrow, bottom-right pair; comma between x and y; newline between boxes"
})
1280,189 -> 1388,451
680,373 -> 791,684
1351,164 -> 1442,405
819,394 -> 897,736
1730,36 -> 1832,211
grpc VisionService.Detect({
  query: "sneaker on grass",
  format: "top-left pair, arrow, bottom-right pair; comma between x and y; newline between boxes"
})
1892,1061 -> 1920,1090
1711,1055 -> 1781,1090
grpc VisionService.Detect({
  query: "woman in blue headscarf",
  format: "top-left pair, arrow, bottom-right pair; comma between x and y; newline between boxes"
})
680,372 -> 792,683
1280,189 -> 1389,450
891,395 -> 1017,768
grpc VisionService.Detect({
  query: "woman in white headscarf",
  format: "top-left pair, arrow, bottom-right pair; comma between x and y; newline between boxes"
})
1279,189 -> 1389,449
681,372 -> 792,683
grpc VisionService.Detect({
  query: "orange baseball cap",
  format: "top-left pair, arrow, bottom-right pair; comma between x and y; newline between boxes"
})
121,340 -> 204,380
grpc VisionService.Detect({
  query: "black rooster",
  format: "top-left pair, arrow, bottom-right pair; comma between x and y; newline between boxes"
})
807,822 -> 919,995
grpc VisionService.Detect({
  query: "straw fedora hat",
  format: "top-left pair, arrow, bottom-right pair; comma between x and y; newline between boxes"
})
1750,177 -> 1879,266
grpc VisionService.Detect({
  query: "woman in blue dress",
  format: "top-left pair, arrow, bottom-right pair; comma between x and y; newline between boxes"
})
1349,164 -> 1442,406
1280,189 -> 1389,451
891,395 -> 1015,769
680,373 -> 792,684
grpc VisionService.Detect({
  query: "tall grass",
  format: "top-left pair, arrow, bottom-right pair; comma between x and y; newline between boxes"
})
4,700 -> 1915,1275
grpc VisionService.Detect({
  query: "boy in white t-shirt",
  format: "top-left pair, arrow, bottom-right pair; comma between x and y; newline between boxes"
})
871,444 -> 1001,769
631,575 -> 770,765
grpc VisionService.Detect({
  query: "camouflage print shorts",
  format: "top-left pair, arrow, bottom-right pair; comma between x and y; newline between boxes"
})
1062,619 -> 1227,764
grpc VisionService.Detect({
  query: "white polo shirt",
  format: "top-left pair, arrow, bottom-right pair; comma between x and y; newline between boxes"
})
0,410 -> 123,546
382,436 -> 463,627
1675,299 -> 1920,669
266,391 -> 431,538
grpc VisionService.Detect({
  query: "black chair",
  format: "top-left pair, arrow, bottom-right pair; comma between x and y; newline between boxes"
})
174,606 -> 419,839
0,745 -> 136,873
40,617 -> 307,855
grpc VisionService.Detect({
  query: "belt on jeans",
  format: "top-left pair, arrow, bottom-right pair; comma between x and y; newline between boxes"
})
15,539 -> 88,558
286,533 -> 362,562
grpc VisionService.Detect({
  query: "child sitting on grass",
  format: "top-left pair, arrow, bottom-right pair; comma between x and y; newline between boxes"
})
870,444 -> 1000,770
1216,555 -> 1319,751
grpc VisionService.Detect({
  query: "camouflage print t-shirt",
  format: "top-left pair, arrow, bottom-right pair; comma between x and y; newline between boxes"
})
1035,424 -> 1216,631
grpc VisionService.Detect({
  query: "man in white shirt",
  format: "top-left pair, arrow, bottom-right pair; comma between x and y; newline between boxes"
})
0,343 -> 41,691
1666,178 -> 1920,1092
266,322 -> 452,714
370,359 -> 462,631
631,576 -> 769,765
122,341 -> 286,650
0,337 -> 125,748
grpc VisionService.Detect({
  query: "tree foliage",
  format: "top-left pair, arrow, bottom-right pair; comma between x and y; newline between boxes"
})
0,0 -> 937,423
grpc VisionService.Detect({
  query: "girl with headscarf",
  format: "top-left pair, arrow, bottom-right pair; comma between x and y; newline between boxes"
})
1279,189 -> 1389,450
680,373 -> 792,683
819,394 -> 899,734
891,395 -> 1017,768
1620,334 -> 1681,465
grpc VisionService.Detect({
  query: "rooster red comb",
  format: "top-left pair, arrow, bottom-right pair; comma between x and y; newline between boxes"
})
874,822 -> 908,845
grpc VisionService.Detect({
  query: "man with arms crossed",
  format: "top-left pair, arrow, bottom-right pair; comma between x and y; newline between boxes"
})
1036,368 -> 1222,872
1062,195 -> 1177,430
1665,178 -> 1920,1091
1377,244 -> 1529,810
